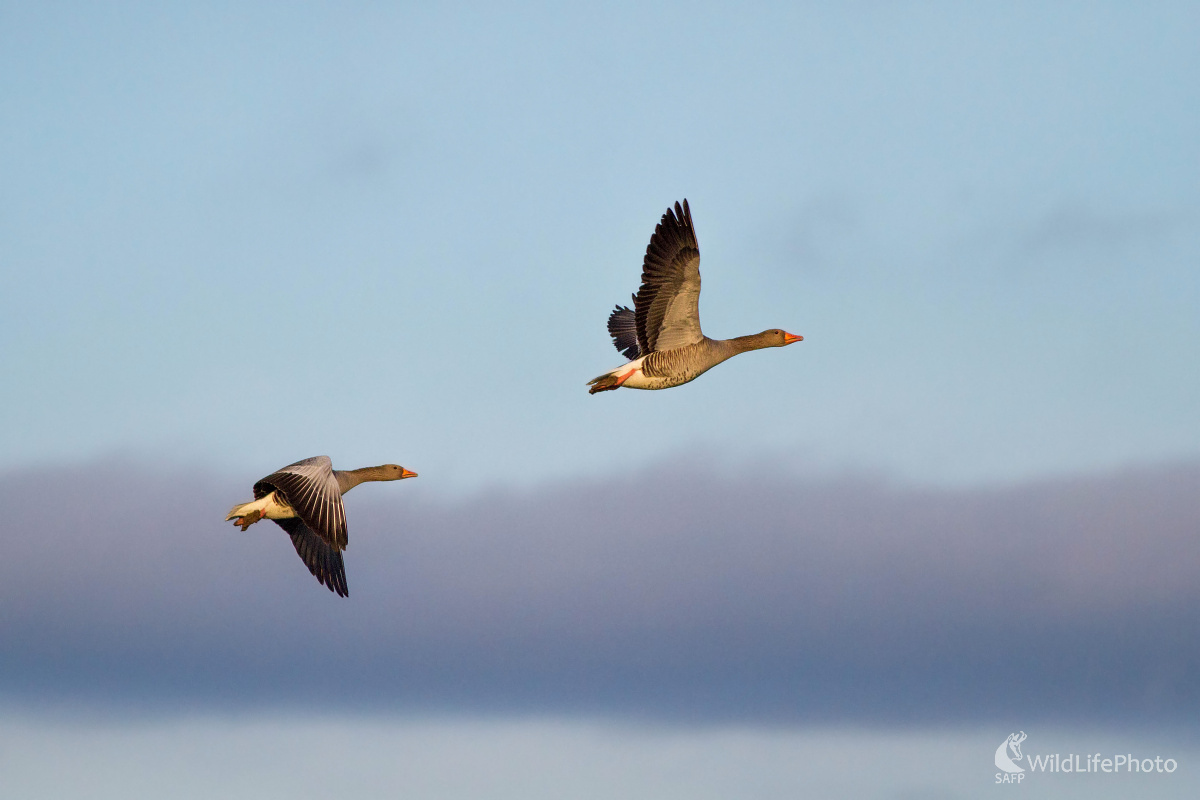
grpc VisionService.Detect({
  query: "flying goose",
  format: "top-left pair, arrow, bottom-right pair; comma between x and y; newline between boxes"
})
226,456 -> 417,597
588,199 -> 802,394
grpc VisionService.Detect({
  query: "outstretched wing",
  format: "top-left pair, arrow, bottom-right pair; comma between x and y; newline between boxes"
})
606,301 -> 640,360
254,455 -> 348,550
274,518 -> 349,597
635,200 -> 703,353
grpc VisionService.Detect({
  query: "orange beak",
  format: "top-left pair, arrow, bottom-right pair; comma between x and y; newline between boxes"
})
782,332 -> 803,345
401,468 -> 418,479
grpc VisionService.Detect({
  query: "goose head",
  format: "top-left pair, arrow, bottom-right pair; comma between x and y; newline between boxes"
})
761,329 -> 804,347
378,464 -> 419,480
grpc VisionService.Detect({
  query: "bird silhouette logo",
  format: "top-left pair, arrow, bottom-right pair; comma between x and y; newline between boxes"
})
995,732 -> 1028,774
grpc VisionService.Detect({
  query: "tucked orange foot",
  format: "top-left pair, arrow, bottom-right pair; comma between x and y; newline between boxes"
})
588,376 -> 619,394
588,369 -> 637,394
234,509 -> 264,530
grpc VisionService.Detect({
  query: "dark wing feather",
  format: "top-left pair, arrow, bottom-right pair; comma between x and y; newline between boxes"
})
606,303 -> 640,360
634,199 -> 703,353
275,518 -> 349,597
254,455 -> 348,550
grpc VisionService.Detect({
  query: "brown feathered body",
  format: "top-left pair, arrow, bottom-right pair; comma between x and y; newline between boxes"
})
589,200 -> 801,394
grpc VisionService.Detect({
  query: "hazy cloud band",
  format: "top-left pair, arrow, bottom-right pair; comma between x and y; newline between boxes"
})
2,458 -> 1197,723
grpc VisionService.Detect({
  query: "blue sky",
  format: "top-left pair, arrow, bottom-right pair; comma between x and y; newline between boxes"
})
3,2 -> 1198,491
3,2 -> 1200,796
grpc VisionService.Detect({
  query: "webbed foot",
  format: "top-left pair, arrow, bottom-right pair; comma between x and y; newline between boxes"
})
233,509 -> 264,530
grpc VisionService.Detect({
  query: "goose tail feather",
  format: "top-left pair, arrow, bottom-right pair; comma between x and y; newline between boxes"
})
226,501 -> 255,521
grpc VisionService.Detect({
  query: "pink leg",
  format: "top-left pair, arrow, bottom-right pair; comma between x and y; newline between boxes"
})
614,369 -> 637,387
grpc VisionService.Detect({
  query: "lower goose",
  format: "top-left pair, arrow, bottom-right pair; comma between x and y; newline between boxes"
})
226,455 -> 417,597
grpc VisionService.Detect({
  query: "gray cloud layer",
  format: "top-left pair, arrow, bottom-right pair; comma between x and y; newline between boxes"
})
2,458 -> 1197,723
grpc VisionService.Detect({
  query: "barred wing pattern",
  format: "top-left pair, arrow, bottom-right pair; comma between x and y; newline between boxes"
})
276,517 -> 349,597
635,200 -> 703,354
606,302 -> 640,360
254,455 -> 349,550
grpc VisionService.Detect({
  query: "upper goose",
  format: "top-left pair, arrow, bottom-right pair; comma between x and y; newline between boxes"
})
588,199 -> 802,394
226,455 -> 417,597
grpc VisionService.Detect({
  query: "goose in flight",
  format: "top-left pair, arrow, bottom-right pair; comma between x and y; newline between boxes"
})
588,199 -> 802,394
226,456 -> 417,597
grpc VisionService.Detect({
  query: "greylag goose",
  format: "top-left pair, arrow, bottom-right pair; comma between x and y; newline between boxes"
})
226,456 -> 417,597
588,199 -> 802,394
